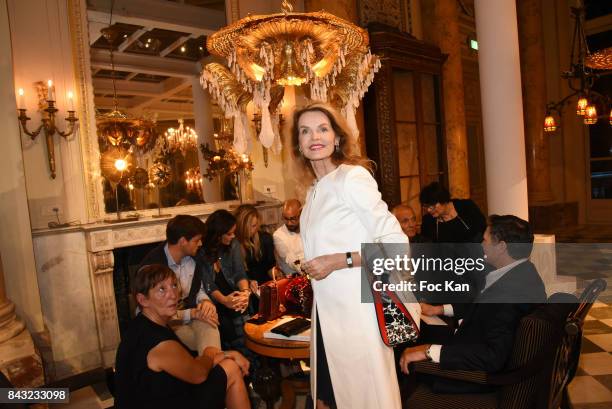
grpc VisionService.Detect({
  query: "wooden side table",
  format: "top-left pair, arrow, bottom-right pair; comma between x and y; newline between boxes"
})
244,317 -> 310,409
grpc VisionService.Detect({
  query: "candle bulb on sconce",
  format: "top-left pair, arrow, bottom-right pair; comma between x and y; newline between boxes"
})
67,91 -> 74,111
47,80 -> 55,100
17,88 -> 25,109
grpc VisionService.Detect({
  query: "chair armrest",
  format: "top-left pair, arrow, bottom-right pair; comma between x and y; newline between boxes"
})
410,361 -> 489,384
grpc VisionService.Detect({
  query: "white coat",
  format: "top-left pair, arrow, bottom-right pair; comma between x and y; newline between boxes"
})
300,164 -> 410,409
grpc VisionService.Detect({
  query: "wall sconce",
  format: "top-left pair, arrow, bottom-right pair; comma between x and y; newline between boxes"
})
17,80 -> 78,179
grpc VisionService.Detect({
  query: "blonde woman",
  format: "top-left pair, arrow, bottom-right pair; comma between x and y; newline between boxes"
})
234,205 -> 277,289
294,103 -> 414,409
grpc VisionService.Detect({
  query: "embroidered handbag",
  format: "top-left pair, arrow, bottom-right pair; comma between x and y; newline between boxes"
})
366,244 -> 420,346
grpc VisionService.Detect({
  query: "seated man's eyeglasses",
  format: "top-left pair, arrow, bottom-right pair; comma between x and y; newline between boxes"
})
283,216 -> 299,222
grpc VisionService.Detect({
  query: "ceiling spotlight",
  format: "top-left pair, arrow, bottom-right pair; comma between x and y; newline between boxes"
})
180,45 -> 186,53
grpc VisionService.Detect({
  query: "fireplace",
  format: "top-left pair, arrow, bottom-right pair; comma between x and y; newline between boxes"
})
31,203 -> 283,378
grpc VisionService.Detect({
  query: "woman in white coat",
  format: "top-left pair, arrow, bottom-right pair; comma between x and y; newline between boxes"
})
293,103 -> 411,409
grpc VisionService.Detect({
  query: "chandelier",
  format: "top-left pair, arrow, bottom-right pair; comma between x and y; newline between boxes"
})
96,1 -> 158,154
164,119 -> 198,156
544,4 -> 612,132
201,0 -> 381,154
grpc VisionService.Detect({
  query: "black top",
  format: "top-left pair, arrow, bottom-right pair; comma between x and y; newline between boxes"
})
421,199 -> 486,243
114,313 -> 197,409
245,231 -> 276,284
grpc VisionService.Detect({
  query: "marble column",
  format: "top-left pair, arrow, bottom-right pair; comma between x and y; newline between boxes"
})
0,3 -> 44,386
0,253 -> 25,343
517,0 -> 554,203
191,74 -> 222,203
421,0 -> 470,199
475,0 -> 529,219
0,252 -> 43,387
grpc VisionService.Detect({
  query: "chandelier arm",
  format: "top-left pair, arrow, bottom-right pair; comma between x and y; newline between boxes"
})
548,90 -> 580,114
57,117 -> 79,138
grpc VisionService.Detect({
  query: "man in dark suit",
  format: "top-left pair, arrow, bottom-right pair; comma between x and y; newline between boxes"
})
400,215 -> 546,393
139,215 -> 220,353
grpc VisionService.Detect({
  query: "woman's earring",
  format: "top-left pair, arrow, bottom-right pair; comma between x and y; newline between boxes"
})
298,146 -> 303,154
334,141 -> 340,152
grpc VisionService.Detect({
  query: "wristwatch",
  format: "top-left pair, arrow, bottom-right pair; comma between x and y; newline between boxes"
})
345,252 -> 353,268
424,346 -> 432,361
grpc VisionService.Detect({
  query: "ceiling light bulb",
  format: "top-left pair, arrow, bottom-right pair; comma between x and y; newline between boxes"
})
544,114 -> 557,132
584,105 -> 598,125
114,159 -> 128,171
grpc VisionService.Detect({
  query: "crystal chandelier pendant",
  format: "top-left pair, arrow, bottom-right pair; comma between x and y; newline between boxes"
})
165,119 -> 198,156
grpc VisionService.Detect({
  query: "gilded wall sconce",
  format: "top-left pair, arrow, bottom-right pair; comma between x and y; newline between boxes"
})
17,81 -> 78,179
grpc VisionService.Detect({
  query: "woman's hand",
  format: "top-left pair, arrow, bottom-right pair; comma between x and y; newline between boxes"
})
302,253 -> 344,281
223,350 -> 250,376
223,291 -> 248,312
249,280 -> 259,295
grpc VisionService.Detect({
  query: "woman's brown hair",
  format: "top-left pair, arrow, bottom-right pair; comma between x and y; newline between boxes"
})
291,102 -> 374,180
132,264 -> 175,305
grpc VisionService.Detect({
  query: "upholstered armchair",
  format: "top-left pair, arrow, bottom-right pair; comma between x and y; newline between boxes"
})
404,279 -> 607,409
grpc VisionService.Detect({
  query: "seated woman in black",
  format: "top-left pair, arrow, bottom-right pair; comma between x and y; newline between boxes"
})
199,210 -> 251,354
114,264 -> 249,409
419,182 -> 486,243
234,205 -> 277,287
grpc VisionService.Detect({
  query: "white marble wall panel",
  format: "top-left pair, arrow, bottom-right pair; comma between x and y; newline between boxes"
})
33,231 -> 101,378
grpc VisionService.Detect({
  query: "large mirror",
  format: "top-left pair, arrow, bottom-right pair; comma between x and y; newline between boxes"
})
85,0 -> 233,213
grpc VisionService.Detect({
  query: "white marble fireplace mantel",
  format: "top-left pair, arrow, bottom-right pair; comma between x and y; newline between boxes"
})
31,201 -> 282,379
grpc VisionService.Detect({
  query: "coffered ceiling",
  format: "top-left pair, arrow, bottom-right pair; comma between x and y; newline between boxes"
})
86,0 -> 226,121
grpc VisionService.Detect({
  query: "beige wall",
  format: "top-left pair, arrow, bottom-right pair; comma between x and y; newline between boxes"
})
8,0 -> 88,230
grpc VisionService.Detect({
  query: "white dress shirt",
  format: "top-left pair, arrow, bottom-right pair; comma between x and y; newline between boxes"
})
273,224 -> 304,275
163,243 -> 209,323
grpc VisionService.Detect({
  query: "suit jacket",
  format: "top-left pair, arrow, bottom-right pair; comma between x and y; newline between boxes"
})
139,243 -> 204,310
432,260 -> 547,393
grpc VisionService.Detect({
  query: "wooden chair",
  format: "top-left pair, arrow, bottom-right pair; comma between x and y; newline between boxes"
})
404,279 -> 607,409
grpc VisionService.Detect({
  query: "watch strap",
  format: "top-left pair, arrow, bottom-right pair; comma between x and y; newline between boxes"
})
346,252 -> 353,268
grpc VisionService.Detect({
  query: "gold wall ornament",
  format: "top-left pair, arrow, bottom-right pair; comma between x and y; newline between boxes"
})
17,82 -> 79,179
149,162 -> 173,188
149,162 -> 173,218
202,0 -> 381,153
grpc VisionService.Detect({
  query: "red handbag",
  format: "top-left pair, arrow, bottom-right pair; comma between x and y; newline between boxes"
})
258,275 -> 313,321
